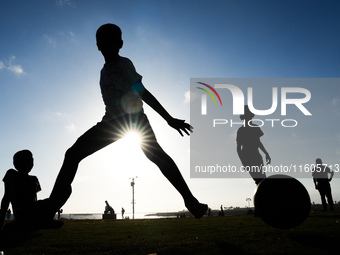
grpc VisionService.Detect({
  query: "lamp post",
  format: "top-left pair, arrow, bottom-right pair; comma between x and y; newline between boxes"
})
130,177 -> 137,219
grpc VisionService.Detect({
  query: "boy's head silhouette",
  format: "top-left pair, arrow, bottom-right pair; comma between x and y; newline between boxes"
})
316,158 -> 322,165
240,105 -> 254,121
96,23 -> 123,54
13,150 -> 34,174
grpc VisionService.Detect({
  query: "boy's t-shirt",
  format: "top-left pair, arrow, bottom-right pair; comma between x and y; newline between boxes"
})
3,169 -> 41,215
236,125 -> 264,152
236,125 -> 264,166
100,56 -> 143,121
312,165 -> 332,181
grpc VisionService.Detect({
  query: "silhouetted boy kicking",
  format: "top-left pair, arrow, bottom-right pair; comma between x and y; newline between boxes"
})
0,150 -> 41,229
49,23 -> 207,218
237,105 -> 271,185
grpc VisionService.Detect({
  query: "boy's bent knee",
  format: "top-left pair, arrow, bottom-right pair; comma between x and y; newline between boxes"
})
143,146 -> 172,165
64,146 -> 84,162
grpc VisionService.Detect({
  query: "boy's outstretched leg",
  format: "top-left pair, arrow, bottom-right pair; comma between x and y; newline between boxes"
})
143,146 -> 207,218
137,115 -> 208,218
49,119 -> 119,211
49,149 -> 80,210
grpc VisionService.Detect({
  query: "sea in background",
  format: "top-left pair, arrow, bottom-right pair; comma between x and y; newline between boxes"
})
57,208 -> 253,220
4,212 -> 181,221
7,206 -> 290,221
5,204 -> 336,221
58,213 -> 177,220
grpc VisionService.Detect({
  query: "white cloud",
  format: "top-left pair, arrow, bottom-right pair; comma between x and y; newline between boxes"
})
56,111 -> 65,117
56,112 -> 77,133
0,56 -> 26,76
184,91 -> 190,103
8,64 -> 25,75
43,34 -> 57,47
43,31 -> 75,47
56,0 -> 73,8
65,123 -> 77,133
185,90 -> 200,104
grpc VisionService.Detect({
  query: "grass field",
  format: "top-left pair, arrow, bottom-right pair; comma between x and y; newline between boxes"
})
1,211 -> 340,255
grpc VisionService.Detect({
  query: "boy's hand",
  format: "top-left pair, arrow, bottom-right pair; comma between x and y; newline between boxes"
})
167,118 -> 193,136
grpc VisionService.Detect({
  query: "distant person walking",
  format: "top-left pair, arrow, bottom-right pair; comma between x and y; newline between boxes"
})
57,209 -> 63,219
312,158 -> 334,211
220,205 -> 224,216
121,207 -> 125,219
236,105 -> 271,185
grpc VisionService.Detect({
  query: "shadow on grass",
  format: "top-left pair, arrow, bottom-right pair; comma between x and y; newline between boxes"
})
154,244 -> 251,255
2,213 -> 340,254
217,242 -> 254,255
289,232 -> 339,254
0,223 -> 41,251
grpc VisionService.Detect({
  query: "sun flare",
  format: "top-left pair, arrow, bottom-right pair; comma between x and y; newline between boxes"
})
123,131 -> 141,147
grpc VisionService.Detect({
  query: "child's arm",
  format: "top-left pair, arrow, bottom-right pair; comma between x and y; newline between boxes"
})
133,82 -> 193,136
329,168 -> 334,182
258,141 -> 271,164
313,177 -> 318,189
0,184 -> 10,229
237,143 -> 245,166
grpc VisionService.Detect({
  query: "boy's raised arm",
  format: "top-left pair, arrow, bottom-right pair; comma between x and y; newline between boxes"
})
258,141 -> 271,164
133,82 -> 193,136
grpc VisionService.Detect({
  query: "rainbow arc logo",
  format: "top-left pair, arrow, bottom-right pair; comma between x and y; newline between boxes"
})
196,82 -> 222,115
196,82 -> 222,106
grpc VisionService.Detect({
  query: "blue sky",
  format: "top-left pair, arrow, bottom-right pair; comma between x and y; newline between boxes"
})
1,0 -> 340,215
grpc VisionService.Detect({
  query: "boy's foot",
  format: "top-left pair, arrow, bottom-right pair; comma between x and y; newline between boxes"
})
35,199 -> 58,219
186,201 -> 208,219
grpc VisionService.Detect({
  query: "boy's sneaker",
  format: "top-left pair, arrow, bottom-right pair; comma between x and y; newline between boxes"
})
186,201 -> 208,219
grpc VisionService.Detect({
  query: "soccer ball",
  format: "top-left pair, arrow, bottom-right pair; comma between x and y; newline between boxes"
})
254,174 -> 311,229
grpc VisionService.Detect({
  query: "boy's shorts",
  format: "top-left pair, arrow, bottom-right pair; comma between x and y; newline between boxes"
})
71,113 -> 157,158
